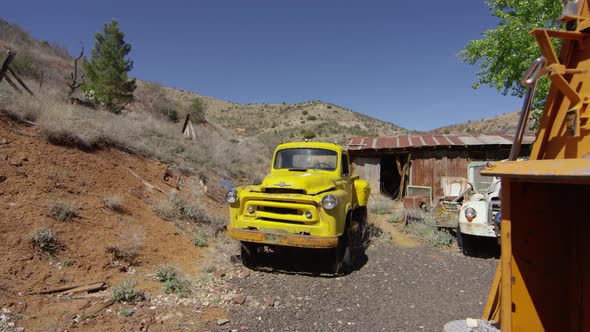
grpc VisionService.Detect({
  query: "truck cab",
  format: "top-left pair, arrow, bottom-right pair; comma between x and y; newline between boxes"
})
457,162 -> 501,255
226,141 -> 370,274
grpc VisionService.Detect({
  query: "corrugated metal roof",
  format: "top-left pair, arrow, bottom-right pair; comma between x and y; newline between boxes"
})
347,133 -> 535,151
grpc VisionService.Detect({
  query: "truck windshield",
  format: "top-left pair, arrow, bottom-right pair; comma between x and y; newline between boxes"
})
274,148 -> 338,171
471,165 -> 494,192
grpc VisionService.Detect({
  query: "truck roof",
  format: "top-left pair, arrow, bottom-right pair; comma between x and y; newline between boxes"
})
275,141 -> 344,152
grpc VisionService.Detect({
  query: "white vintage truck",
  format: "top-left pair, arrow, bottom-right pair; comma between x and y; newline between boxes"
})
456,162 -> 501,256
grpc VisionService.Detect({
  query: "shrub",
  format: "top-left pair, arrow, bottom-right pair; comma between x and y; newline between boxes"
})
368,195 -> 393,214
302,110 -> 308,115
111,280 -> 144,302
154,265 -> 190,297
188,97 -> 206,123
163,278 -> 191,298
306,115 -> 317,121
404,212 -> 453,248
119,308 -> 133,317
11,50 -> 41,79
103,194 -> 124,212
155,265 -> 178,282
63,257 -> 76,267
48,201 -> 77,222
154,195 -> 211,224
106,244 -> 140,265
301,129 -> 316,139
31,227 -> 60,254
161,108 -> 179,122
192,234 -> 208,247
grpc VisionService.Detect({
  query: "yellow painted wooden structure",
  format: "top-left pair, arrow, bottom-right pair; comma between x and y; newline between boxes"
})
481,2 -> 590,331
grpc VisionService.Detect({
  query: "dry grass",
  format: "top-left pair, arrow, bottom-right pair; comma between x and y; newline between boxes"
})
48,200 -> 78,222
103,194 -> 124,213
368,195 -> 395,215
107,225 -> 144,266
0,89 -> 268,182
30,227 -> 60,255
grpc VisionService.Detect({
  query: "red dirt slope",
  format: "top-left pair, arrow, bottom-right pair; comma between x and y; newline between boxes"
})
0,115 -> 218,330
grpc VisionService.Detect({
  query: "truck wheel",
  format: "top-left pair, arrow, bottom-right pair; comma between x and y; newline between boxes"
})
332,230 -> 353,275
240,241 -> 257,268
456,226 -> 464,249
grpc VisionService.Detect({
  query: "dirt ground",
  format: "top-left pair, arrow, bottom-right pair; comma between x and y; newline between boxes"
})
0,115 -> 498,331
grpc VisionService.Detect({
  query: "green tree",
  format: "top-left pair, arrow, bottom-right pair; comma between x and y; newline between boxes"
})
188,97 -> 206,123
83,19 -> 136,113
458,0 -> 563,128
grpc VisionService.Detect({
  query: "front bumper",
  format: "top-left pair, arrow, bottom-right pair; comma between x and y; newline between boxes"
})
458,221 -> 497,238
227,225 -> 339,248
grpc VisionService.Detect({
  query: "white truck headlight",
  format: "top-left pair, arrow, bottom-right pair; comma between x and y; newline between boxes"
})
321,194 -> 337,210
225,189 -> 238,204
465,207 -> 477,222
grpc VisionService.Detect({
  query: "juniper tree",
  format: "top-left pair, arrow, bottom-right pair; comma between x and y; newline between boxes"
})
83,19 -> 136,113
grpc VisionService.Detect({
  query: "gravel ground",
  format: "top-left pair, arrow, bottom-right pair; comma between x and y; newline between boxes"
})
222,241 -> 497,332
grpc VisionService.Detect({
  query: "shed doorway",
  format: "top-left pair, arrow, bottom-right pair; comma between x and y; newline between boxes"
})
380,155 -> 407,199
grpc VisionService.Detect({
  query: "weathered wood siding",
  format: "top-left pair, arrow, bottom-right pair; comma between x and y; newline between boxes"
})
351,157 -> 381,194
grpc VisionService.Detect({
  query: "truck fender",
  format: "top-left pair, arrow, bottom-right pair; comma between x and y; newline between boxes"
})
353,179 -> 371,207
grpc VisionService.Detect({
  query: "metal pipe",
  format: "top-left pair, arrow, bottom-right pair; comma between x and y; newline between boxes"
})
509,57 -> 546,160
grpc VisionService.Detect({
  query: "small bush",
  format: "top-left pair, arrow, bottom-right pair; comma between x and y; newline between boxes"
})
368,195 -> 393,214
306,115 -> 317,121
31,227 -> 60,254
154,195 -> 211,224
119,308 -> 134,317
301,129 -> 316,139
188,97 -> 206,123
302,110 -> 308,115
155,265 -> 178,282
163,278 -> 191,298
63,257 -> 76,267
11,50 -> 41,79
192,234 -> 208,247
48,201 -> 77,222
111,280 -> 144,302
162,108 -> 179,122
404,212 -> 453,248
103,194 -> 124,212
154,265 -> 190,297
106,244 -> 140,265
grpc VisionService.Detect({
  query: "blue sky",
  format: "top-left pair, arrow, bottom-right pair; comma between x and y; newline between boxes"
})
4,1 -> 526,131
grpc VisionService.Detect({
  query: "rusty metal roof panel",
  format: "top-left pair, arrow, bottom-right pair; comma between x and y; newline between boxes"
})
347,133 -> 536,150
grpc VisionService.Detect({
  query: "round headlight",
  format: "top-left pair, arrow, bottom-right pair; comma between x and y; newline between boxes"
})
304,210 -> 313,219
465,207 -> 477,222
225,189 -> 238,204
247,205 -> 255,214
321,194 -> 338,210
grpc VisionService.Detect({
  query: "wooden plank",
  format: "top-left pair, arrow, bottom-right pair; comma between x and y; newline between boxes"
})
57,282 -> 106,295
0,50 -> 16,84
4,75 -> 22,93
7,67 -> 34,96
29,281 -> 102,295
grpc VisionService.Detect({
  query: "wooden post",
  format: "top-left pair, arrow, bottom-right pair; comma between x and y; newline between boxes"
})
0,50 -> 16,84
181,113 -> 191,134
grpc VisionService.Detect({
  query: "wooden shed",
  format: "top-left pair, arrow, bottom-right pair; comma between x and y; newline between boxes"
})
347,134 -> 534,204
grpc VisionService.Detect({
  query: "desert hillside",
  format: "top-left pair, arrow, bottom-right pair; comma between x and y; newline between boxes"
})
430,110 -> 530,135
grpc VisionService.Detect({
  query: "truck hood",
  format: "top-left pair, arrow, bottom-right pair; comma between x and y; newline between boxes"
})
259,171 -> 338,195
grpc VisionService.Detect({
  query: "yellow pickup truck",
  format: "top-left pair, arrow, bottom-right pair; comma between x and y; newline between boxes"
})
226,141 -> 370,274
